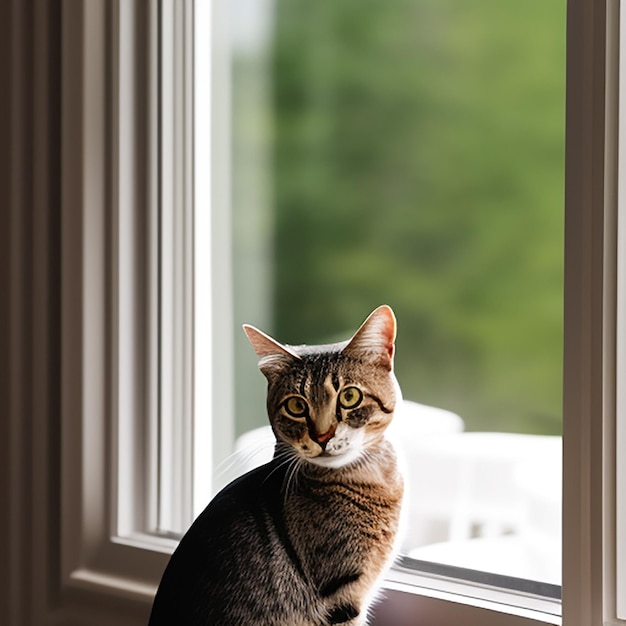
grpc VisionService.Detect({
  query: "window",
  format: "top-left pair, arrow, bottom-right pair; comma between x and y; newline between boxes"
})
225,1 -> 565,610
193,0 -> 622,624
2,0 -> 624,625
183,0 -> 626,622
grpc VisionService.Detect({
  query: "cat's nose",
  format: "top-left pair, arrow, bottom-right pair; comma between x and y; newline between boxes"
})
313,424 -> 336,449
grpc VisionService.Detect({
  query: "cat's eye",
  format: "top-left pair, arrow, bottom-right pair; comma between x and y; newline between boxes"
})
283,396 -> 309,419
338,386 -> 363,409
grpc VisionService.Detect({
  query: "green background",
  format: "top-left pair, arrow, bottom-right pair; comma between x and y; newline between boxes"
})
233,0 -> 566,436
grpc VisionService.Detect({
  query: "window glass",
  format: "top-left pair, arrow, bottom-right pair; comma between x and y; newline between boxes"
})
228,0 -> 565,591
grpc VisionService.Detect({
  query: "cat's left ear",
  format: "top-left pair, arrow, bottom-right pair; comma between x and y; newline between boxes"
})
343,305 -> 397,370
243,324 -> 301,378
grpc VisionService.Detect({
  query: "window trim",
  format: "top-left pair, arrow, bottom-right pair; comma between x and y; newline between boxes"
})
560,0 -> 622,624
54,0 -> 235,613
154,0 -> 195,537
193,0 -> 236,515
59,0 -> 173,606
616,0 -> 626,619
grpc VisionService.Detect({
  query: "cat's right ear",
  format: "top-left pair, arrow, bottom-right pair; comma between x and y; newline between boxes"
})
243,325 -> 301,378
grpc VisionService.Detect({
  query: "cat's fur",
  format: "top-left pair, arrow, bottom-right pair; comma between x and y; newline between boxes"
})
148,305 -> 404,626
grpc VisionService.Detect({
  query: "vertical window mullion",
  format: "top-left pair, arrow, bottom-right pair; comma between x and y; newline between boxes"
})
192,0 -> 216,514
183,0 -> 195,535
157,0 -> 194,536
147,0 -> 160,536
157,0 -> 176,535
192,0 -> 236,517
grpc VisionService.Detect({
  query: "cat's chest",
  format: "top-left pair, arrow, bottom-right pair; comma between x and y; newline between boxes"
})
282,476 -> 402,565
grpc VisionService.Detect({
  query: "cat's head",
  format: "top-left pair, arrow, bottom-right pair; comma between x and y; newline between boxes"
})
243,305 -> 399,468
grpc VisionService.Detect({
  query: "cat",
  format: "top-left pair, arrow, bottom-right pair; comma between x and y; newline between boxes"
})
147,305 -> 404,626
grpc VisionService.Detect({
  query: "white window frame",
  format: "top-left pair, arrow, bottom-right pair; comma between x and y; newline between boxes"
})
59,0 -> 175,603
154,0 -> 195,537
194,0 -> 236,515
1,0 -> 624,624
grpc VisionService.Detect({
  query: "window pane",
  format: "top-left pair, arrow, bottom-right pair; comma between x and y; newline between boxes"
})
228,0 -> 565,592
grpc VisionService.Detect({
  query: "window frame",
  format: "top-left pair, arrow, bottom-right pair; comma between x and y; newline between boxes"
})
154,0 -> 195,537
1,0 -> 623,624
560,0 -> 620,624
193,0 -> 237,515
59,0 -> 174,604
616,0 -> 626,619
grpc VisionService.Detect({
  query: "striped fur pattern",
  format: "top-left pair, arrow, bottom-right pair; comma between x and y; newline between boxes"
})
148,306 -> 404,626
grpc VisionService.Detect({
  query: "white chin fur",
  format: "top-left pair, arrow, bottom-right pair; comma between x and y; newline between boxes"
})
305,423 -> 365,468
306,447 -> 363,468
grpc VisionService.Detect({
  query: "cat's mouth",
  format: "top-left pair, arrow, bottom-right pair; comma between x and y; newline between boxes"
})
307,441 -> 362,468
311,424 -> 337,448
297,422 -> 365,467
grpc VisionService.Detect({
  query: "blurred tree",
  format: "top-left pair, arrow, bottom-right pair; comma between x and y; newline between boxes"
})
270,0 -> 565,434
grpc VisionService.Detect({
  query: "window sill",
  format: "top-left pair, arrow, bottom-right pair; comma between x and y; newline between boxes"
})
374,567 -> 561,626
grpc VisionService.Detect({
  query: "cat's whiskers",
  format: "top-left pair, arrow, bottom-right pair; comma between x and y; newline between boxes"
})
282,456 -> 305,501
262,445 -> 300,486
214,438 -> 276,482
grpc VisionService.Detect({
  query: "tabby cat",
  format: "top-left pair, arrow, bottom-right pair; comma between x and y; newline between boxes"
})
148,305 -> 404,626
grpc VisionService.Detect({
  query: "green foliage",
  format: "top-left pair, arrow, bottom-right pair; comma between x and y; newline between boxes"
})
270,0 -> 565,434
